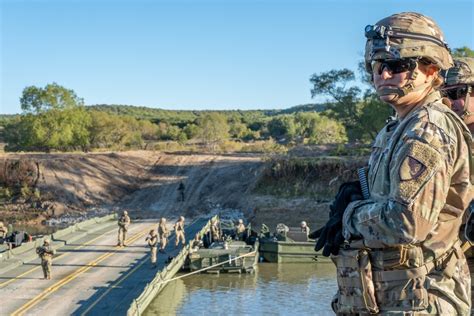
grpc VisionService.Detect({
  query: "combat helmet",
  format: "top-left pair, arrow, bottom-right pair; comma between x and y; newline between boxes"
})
365,12 -> 453,98
441,57 -> 474,119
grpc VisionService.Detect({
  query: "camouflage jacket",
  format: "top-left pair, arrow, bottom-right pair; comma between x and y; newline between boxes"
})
118,215 -> 130,227
174,221 -> 184,232
37,245 -> 55,260
146,234 -> 158,247
342,92 -> 472,313
158,223 -> 168,236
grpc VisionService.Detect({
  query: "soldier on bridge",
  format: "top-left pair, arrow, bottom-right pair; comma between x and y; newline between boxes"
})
158,217 -> 169,253
174,216 -> 186,248
36,239 -> 56,280
145,229 -> 158,268
117,210 -> 131,247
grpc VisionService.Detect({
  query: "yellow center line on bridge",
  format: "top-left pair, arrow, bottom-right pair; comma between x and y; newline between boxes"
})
80,250 -> 150,316
0,226 -> 118,289
11,227 -> 152,316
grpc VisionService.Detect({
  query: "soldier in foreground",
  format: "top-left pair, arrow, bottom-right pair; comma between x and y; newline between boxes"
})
235,219 -> 246,241
117,210 -> 131,247
315,12 -> 472,315
36,239 -> 56,280
145,229 -> 158,268
158,217 -> 169,253
174,216 -> 185,248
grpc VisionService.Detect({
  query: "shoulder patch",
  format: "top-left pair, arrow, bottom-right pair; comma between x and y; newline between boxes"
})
396,141 -> 441,203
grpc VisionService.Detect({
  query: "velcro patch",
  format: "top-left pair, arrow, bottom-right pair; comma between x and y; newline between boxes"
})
397,141 -> 441,202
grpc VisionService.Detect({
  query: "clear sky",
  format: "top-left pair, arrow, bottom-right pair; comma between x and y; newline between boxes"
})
1,0 -> 473,114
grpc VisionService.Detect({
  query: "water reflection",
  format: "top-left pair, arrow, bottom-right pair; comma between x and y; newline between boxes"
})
145,263 -> 337,315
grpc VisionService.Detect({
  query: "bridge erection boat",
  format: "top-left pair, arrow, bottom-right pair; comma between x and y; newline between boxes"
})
258,224 -> 330,263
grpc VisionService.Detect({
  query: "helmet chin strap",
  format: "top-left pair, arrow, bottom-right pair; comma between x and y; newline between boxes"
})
376,64 -> 433,100
460,86 -> 473,120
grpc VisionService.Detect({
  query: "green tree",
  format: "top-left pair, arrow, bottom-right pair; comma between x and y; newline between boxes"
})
452,46 -> 474,58
197,113 -> 229,150
267,115 -> 297,142
20,82 -> 84,114
183,123 -> 199,140
307,115 -> 348,144
309,68 -> 390,142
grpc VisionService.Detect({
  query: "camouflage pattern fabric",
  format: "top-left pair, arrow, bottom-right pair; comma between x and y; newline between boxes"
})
146,233 -> 158,265
158,223 -> 168,250
443,57 -> 474,87
342,92 -> 472,315
117,214 -> 130,246
0,223 -> 7,239
365,12 -> 453,73
37,245 -> 55,279
211,222 -> 220,241
174,220 -> 185,247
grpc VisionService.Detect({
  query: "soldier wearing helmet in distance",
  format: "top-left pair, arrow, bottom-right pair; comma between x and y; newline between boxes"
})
441,58 -> 474,252
442,57 -> 474,133
314,12 -> 472,315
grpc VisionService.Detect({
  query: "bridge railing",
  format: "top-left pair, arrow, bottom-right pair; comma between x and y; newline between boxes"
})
0,214 -> 117,270
127,215 -> 217,316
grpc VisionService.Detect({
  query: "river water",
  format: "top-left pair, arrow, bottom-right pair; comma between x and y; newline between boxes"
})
145,262 -> 337,315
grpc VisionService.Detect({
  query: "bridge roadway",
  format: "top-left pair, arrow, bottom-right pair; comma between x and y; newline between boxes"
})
0,218 -> 207,316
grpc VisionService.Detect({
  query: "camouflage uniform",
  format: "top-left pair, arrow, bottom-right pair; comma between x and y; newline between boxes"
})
335,12 -> 472,315
36,241 -> 56,279
145,230 -> 158,266
0,222 -> 7,240
210,219 -> 220,242
158,217 -> 169,251
117,211 -> 131,246
235,220 -> 246,241
174,216 -> 185,247
442,58 -> 474,255
300,221 -> 310,236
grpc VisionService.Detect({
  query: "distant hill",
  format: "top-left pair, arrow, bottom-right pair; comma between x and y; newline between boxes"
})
86,103 -> 327,123
0,103 -> 327,125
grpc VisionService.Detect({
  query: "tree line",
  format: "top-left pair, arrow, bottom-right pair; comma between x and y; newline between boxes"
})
3,46 -> 472,152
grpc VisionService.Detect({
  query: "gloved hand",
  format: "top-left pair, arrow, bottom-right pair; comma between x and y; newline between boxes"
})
313,181 -> 363,256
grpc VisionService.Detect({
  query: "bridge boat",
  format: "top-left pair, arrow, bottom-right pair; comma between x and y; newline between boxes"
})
186,240 -> 258,274
258,225 -> 330,263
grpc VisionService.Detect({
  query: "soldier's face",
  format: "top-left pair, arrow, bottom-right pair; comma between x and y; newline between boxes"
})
373,61 -> 437,106
450,92 -> 474,133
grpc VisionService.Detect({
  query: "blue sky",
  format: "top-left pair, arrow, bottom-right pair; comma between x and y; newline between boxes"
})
1,0 -> 473,114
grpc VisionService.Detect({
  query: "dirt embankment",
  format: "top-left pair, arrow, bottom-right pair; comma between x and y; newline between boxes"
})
0,150 -> 367,232
0,151 -> 264,223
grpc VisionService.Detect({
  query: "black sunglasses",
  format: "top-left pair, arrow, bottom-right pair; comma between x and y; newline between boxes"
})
371,59 -> 418,75
444,86 -> 472,100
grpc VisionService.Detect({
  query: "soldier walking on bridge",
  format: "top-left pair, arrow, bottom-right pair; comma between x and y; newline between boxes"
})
36,239 -> 55,280
117,210 -> 131,247
145,229 -> 158,268
158,217 -> 169,253
174,216 -> 186,248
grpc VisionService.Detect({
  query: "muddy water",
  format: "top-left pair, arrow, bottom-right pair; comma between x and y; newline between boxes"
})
145,263 -> 337,315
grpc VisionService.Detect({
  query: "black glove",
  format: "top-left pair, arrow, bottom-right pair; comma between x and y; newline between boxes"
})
314,181 -> 363,256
